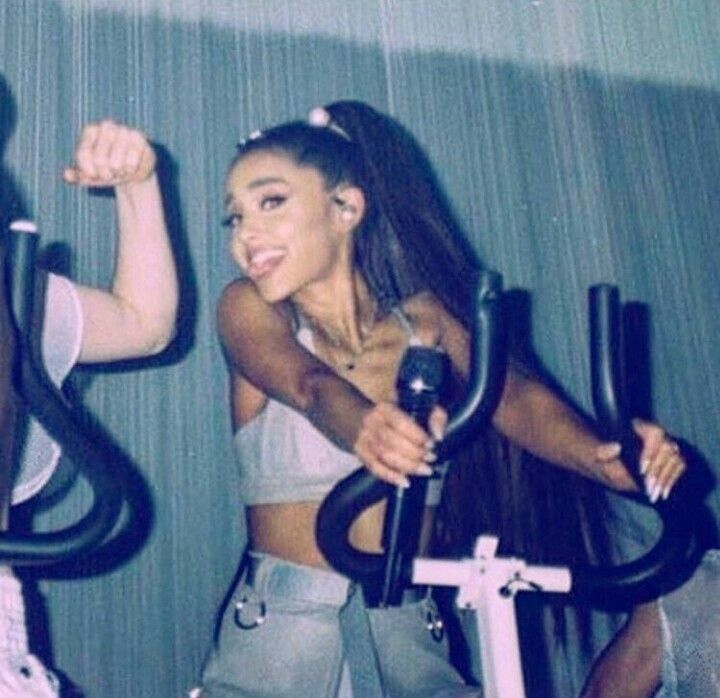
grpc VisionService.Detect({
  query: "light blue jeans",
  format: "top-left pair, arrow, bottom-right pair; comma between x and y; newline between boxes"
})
198,552 -> 481,697
656,549 -> 720,697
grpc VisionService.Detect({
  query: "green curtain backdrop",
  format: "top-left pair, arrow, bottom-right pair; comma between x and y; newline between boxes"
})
1,2 -> 718,696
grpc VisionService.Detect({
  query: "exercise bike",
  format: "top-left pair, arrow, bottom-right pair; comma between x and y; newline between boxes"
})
316,271 -> 702,697
1,218 -> 132,565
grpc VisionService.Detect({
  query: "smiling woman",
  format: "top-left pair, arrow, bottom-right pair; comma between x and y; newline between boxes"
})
223,151 -> 355,302
193,100 -> 686,698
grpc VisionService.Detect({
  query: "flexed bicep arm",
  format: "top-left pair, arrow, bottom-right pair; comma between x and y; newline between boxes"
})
62,122 -> 178,363
75,174 -> 178,363
218,280 -> 373,451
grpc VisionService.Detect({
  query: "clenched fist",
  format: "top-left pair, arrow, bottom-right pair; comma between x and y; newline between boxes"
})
62,120 -> 156,188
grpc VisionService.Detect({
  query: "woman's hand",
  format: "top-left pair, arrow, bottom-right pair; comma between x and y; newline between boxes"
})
594,418 -> 686,501
62,120 -> 156,188
354,402 -> 446,487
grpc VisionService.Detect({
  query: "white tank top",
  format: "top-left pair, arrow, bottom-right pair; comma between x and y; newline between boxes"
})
12,273 -> 83,504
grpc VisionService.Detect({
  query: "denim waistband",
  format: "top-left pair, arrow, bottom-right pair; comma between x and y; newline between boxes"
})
244,551 -> 427,607
245,551 -> 353,606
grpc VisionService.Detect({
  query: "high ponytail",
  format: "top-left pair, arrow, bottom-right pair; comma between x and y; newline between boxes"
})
324,102 -> 614,648
325,101 -> 480,325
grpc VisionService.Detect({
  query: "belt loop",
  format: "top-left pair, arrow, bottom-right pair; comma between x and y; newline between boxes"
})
234,553 -> 266,630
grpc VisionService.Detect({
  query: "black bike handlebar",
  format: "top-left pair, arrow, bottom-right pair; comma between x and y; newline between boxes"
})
317,279 -> 700,608
571,284 -> 699,604
315,270 -> 507,606
0,220 -> 125,565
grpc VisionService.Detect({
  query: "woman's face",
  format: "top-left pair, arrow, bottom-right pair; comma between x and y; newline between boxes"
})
224,150 -> 348,303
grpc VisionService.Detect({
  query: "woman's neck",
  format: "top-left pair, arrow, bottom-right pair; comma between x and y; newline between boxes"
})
292,270 -> 376,355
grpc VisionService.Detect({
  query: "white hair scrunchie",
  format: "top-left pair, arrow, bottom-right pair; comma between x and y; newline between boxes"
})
307,106 -> 351,141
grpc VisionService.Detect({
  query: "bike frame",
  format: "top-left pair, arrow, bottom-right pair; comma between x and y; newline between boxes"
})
414,535 -> 572,698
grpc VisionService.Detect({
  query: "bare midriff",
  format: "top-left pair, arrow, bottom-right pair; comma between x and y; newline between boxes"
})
247,499 -> 436,570
242,299 -> 442,571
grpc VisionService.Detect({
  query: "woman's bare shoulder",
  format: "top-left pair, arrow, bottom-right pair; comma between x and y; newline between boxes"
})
399,291 -> 452,334
218,278 -> 266,316
217,279 -> 293,341
401,290 -> 447,316
400,291 -> 469,365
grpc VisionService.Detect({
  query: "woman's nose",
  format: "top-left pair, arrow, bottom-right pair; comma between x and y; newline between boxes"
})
232,225 -> 252,248
235,215 -> 263,242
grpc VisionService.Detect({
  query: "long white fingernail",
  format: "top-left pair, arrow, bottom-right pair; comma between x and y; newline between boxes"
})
662,485 -> 671,500
398,476 -> 410,489
416,464 -> 433,477
650,483 -> 662,503
645,476 -> 656,497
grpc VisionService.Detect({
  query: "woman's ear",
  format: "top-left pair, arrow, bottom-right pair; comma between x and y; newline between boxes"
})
331,185 -> 365,232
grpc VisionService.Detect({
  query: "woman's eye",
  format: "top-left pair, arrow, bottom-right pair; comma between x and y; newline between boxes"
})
222,213 -> 242,229
260,195 -> 286,211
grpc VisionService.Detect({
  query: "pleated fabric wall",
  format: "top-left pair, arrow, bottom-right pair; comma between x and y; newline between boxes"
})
1,1 -> 718,695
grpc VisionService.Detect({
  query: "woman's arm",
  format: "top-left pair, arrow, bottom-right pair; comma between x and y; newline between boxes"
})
62,120 -> 178,363
435,294 -> 685,499
493,368 -> 635,490
218,280 -> 433,487
581,601 -> 662,698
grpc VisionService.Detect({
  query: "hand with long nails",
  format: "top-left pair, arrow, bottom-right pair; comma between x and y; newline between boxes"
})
593,419 -> 686,502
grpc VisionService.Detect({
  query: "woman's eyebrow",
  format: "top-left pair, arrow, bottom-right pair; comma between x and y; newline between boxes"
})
224,176 -> 289,208
247,176 -> 288,190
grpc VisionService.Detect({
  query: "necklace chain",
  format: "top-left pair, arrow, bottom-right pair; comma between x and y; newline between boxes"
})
320,299 -> 378,371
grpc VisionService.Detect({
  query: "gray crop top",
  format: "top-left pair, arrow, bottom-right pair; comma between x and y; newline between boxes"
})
234,307 -> 448,506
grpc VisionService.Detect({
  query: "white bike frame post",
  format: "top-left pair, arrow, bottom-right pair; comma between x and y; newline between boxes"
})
413,535 -> 572,698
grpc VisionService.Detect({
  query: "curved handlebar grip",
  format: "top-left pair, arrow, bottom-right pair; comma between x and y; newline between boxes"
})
0,221 -> 124,565
316,271 -> 507,601
437,270 -> 506,461
7,220 -> 39,334
315,470 -> 392,585
589,284 -> 644,491
589,285 -> 627,437
573,284 -> 698,603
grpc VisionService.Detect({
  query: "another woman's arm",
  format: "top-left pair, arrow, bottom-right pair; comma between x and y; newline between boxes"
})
580,601 -> 662,698
62,120 -> 178,363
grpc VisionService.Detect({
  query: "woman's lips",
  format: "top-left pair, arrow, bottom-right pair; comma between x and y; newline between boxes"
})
246,248 -> 287,280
